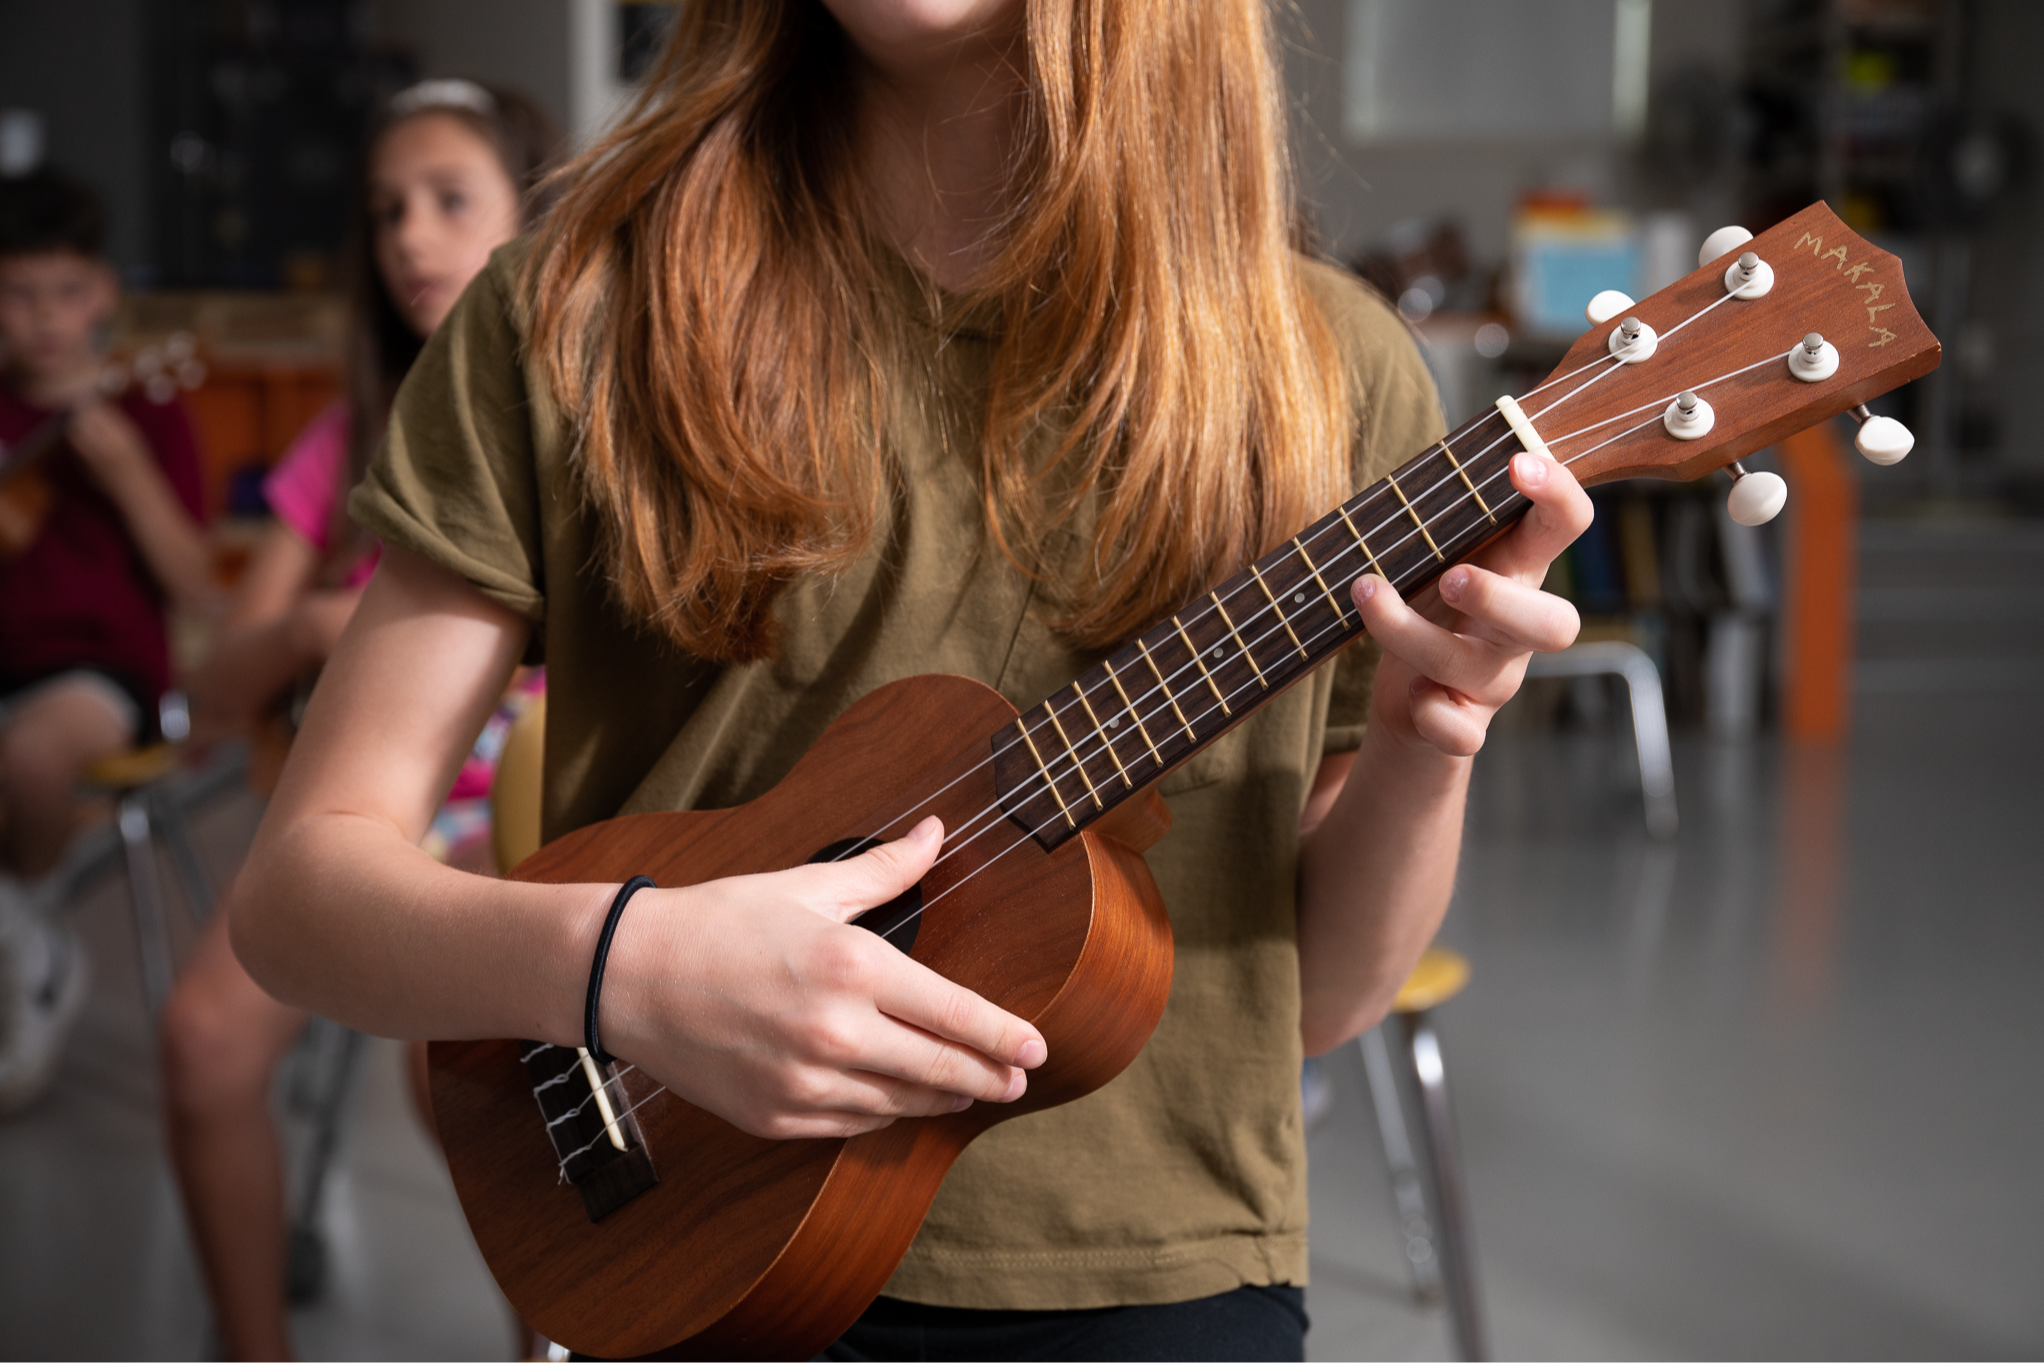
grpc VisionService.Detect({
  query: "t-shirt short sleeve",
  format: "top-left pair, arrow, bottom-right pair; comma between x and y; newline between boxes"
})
263,401 -> 351,552
1302,262 -> 1449,756
348,244 -> 548,630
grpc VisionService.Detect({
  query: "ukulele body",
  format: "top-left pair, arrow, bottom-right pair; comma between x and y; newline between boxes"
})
429,672 -> 1175,1360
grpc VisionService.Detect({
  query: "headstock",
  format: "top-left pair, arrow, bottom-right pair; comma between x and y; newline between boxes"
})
1505,202 -> 1940,523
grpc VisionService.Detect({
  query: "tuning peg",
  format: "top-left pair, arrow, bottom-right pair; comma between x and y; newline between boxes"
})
1847,404 -> 1914,465
1788,332 -> 1839,382
1585,289 -> 1635,325
1607,315 -> 1659,362
1726,462 -> 1787,526
1699,225 -> 1754,267
1724,250 -> 1774,299
1663,390 -> 1715,440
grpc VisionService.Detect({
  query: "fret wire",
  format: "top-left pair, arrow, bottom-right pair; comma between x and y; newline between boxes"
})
1247,564 -> 1308,659
1136,638 -> 1198,742
1333,506 -> 1386,580
1290,536 -> 1351,627
1436,440 -> 1496,525
1210,592 -> 1267,689
932,291 -> 1765,860
1014,717 -> 1076,828
1172,615 -> 1232,715
1041,700 -> 1103,809
1101,658 -> 1163,766
1384,472 -> 1446,563
1070,681 -> 1132,788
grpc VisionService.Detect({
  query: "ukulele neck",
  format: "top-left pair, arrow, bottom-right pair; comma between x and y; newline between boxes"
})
992,406 -> 1530,850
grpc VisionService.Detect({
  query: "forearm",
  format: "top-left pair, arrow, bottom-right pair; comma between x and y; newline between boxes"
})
188,593 -> 359,724
1295,722 -> 1470,1054
232,807 -> 613,1043
187,618 -> 310,723
104,460 -> 214,607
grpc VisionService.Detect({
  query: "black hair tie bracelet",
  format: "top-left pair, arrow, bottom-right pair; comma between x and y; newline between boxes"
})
584,876 -> 656,1065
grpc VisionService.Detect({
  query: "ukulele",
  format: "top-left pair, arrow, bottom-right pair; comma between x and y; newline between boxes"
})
429,202 -> 1937,1360
0,341 -> 208,559
0,410 -> 70,558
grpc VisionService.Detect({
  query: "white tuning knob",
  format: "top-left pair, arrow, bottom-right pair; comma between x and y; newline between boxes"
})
1585,289 -> 1635,325
1724,250 -> 1774,299
1663,391 -> 1715,440
1699,225 -> 1754,267
1726,464 -> 1787,526
1788,332 -> 1839,382
1608,315 -> 1659,362
1850,408 -> 1914,465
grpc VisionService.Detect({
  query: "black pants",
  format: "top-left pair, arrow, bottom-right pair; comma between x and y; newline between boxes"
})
820,1286 -> 1308,1362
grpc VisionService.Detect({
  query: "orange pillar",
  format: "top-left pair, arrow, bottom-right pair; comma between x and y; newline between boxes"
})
1778,423 -> 1858,740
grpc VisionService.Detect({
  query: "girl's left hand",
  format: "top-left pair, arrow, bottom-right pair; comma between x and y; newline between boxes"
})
1352,451 -> 1593,758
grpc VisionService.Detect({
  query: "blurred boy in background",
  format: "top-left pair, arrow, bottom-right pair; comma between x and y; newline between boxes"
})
0,167 -> 209,1109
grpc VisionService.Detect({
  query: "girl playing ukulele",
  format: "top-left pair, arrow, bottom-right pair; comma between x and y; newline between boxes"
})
233,4 -> 1590,1357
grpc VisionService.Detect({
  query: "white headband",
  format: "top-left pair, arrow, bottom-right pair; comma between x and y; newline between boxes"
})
387,79 -> 496,121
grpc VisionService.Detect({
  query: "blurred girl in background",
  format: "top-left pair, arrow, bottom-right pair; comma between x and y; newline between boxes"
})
163,80 -> 557,1362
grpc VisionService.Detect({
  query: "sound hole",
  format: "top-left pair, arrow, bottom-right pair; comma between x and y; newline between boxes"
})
806,837 -> 922,953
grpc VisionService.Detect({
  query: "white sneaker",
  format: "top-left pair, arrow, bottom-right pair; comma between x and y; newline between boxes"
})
0,894 -> 89,1114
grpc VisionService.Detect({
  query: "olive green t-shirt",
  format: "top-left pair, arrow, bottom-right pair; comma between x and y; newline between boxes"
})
352,241 -> 1444,1310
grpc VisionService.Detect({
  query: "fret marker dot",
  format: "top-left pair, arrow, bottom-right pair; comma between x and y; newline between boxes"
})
1212,647 -> 1225,659
1108,716 -> 1120,727
1294,592 -> 1306,604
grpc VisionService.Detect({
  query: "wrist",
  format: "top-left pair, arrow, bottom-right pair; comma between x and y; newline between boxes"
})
577,882 -> 684,1062
1355,715 -> 1471,792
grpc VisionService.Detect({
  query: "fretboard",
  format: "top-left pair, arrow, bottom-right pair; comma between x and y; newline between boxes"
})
993,405 -> 1531,849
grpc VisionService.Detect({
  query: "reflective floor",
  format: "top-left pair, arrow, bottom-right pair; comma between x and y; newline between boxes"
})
2,687 -> 2040,1358
1310,689 -> 2044,1359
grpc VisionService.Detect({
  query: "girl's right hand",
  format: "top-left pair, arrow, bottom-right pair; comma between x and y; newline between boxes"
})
598,816 -> 1048,1140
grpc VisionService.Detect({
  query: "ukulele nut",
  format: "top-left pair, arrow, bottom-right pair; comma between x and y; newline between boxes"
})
1724,250 -> 1775,299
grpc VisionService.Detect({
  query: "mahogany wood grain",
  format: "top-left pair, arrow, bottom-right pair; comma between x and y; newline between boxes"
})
432,674 -> 1175,1359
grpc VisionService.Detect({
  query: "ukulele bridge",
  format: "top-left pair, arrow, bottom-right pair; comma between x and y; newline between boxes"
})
521,1042 -> 658,1222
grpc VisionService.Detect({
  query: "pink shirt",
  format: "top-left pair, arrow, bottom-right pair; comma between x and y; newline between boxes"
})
261,402 -> 379,589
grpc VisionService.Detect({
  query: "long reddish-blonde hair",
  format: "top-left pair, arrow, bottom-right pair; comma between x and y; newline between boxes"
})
528,0 -> 1348,662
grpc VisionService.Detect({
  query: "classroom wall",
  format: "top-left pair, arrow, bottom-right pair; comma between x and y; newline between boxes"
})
1279,0 -> 1745,265
1969,0 -> 2043,478
0,0 -> 151,275
366,0 -> 573,136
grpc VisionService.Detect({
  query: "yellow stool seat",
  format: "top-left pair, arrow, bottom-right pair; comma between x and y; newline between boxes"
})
1393,946 -> 1469,1014
491,692 -> 547,875
83,742 -> 183,791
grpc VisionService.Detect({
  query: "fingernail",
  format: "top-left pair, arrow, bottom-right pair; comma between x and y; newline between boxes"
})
1355,575 -> 1379,602
1440,568 -> 1467,603
1517,453 -> 1549,486
1017,1037 -> 1046,1068
950,1094 -> 973,1112
1003,1070 -> 1028,1102
910,815 -> 941,842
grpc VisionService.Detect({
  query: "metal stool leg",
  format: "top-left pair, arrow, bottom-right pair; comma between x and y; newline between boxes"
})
1525,641 -> 1679,839
286,1020 -> 366,1305
1397,1010 -> 1487,1361
115,792 -> 174,1019
154,794 -> 214,920
1358,1025 -> 1446,1304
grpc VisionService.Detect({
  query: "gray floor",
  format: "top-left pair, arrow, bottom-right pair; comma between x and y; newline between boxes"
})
3,609 -> 2041,1356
